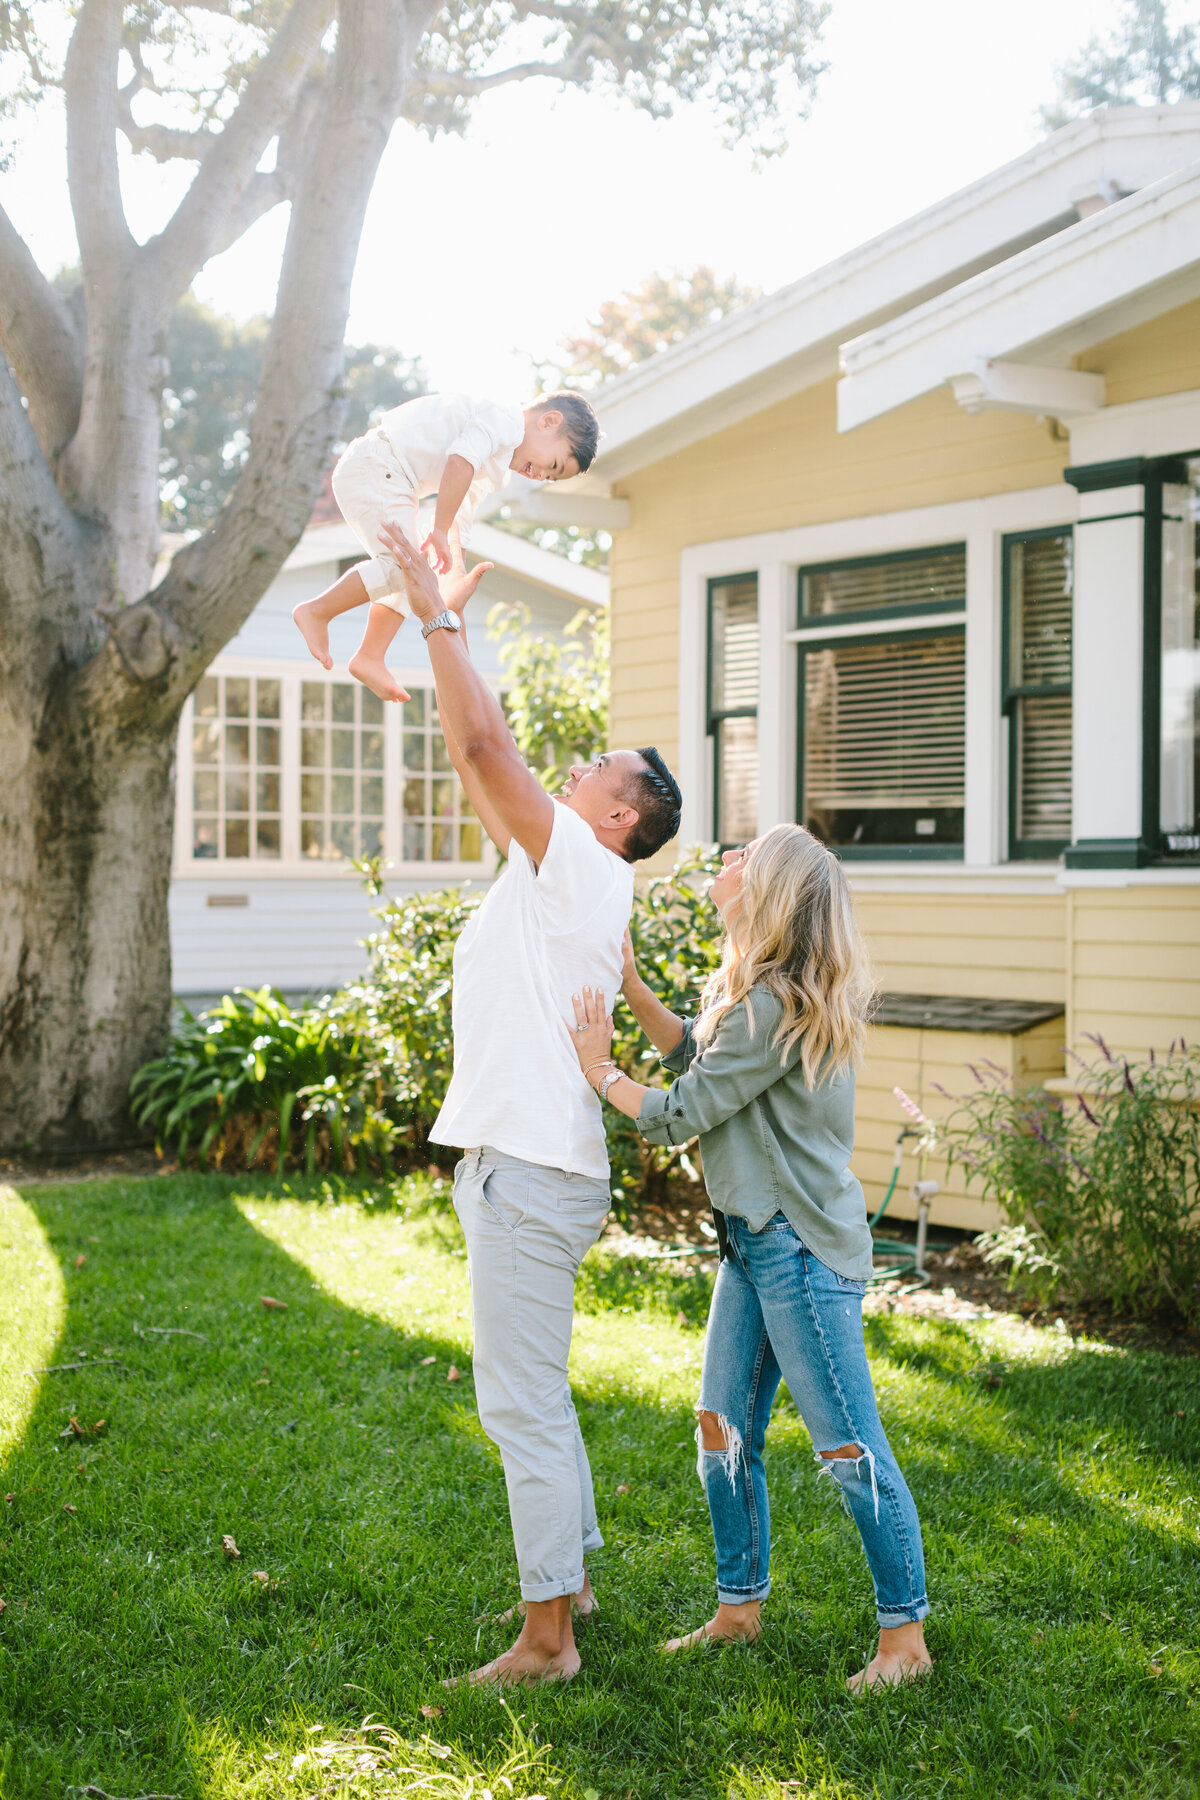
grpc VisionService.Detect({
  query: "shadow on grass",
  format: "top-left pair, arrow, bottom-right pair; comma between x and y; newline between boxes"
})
0,1175 -> 1197,1800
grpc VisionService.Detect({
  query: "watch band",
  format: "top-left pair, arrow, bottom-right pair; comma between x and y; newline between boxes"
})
597,1068 -> 623,1102
421,609 -> 463,639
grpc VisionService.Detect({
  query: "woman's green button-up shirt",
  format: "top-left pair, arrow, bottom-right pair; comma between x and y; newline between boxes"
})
635,987 -> 874,1283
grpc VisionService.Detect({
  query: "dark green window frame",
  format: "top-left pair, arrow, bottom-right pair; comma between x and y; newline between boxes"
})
796,545 -> 967,862
1001,525 -> 1074,861
1064,454 -> 1198,868
706,572 -> 759,846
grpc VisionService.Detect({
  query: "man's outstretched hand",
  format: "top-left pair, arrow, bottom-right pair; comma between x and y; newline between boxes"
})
377,520 -> 493,626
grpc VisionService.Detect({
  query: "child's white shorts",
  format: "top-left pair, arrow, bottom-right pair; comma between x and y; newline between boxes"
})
331,429 -> 423,616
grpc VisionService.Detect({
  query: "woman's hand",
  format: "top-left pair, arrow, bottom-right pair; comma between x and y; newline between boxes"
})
570,985 -> 615,1079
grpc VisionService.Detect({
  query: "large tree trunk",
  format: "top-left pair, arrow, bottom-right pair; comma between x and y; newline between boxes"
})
0,0 -> 424,1153
0,689 -> 178,1152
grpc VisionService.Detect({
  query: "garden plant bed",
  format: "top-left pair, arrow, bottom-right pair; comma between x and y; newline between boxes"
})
3,1170 -> 1199,1800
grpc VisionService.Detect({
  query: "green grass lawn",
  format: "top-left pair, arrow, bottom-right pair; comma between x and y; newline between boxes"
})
1,1173 -> 1198,1800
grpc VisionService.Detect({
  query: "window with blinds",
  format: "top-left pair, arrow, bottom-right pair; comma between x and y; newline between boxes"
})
1003,530 -> 1073,856
708,575 -> 759,843
797,547 -> 966,856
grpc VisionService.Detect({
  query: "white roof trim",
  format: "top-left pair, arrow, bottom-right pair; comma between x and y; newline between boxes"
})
584,103 -> 1200,484
837,159 -> 1200,432
281,516 -> 608,608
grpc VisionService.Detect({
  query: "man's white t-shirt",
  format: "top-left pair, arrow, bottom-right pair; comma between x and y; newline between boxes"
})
429,804 -> 634,1179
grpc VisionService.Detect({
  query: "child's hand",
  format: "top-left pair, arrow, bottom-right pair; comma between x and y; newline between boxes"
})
422,528 -> 453,575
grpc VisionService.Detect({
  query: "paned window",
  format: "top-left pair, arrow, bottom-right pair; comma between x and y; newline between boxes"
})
1160,460 -> 1200,856
299,680 -> 386,862
401,687 -> 482,863
192,674 -> 282,860
796,547 -> 966,857
707,575 -> 759,843
1002,530 -> 1073,857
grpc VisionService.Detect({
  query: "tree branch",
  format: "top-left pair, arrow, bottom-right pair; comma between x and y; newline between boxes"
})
117,82 -> 219,164
147,0 -> 333,306
156,0 -> 427,686
0,356 -> 88,637
0,203 -> 84,462
64,0 -> 135,274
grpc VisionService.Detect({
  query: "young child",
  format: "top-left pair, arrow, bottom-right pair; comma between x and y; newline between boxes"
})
293,390 -> 600,701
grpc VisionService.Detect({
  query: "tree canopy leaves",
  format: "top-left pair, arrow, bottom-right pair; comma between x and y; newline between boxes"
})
1041,0 -> 1200,130
536,264 -> 762,390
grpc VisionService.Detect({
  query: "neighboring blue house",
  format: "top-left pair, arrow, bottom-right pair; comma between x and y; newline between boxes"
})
169,507 -> 606,1004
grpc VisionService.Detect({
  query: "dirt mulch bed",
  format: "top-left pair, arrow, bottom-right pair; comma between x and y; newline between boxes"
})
617,1186 -> 1200,1360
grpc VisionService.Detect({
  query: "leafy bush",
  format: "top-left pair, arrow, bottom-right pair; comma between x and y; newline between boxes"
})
133,852 -> 726,1211
487,602 -> 608,794
130,987 -> 392,1173
937,1036 -> 1200,1323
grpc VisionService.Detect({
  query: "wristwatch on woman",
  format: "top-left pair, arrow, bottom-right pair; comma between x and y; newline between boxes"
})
421,609 -> 464,638
597,1067 -> 623,1103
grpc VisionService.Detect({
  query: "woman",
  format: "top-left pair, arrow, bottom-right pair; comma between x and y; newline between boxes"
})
570,824 -> 932,1690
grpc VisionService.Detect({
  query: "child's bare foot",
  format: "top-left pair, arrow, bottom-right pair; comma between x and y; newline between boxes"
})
348,650 -> 409,704
493,1570 -> 598,1629
293,598 -> 335,669
846,1622 -> 933,1692
660,1599 -> 761,1653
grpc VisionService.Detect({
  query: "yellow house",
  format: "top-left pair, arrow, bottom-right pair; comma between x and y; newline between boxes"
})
515,104 -> 1200,1230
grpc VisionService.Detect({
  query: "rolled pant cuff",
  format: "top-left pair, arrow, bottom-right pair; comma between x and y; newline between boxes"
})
877,1599 -> 930,1628
717,1580 -> 770,1605
520,1567 -> 586,1604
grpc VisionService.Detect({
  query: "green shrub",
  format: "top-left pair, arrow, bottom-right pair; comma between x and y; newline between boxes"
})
937,1037 -> 1200,1323
129,987 -> 393,1173
133,853 -> 726,1210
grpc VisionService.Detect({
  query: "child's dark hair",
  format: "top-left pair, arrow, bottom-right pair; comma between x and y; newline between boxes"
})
534,390 -> 601,473
621,747 -> 682,862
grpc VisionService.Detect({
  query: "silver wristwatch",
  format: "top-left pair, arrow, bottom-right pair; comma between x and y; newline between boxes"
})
597,1067 -> 623,1102
421,609 -> 464,639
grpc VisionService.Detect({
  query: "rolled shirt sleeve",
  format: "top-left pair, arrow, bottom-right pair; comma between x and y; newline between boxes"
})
635,993 -> 790,1146
448,400 -> 525,475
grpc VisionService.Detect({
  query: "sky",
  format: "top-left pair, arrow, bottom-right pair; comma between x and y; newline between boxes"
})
2,0 -> 1128,399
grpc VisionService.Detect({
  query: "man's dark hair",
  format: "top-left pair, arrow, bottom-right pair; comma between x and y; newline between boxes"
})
621,746 -> 682,863
535,390 -> 601,473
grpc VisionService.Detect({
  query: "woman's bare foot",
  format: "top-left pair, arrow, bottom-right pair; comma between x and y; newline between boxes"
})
347,650 -> 409,704
846,1621 -> 933,1692
660,1598 -> 761,1653
446,1594 -> 579,1690
293,598 -> 335,670
494,1569 -> 598,1629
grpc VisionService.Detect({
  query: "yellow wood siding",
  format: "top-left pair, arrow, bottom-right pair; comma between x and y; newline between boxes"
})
852,892 -> 1067,1003
1076,298 -> 1200,407
1067,887 -> 1200,1056
608,377 -> 1067,762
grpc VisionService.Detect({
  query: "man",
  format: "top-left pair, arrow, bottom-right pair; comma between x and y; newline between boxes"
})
380,522 -> 682,1687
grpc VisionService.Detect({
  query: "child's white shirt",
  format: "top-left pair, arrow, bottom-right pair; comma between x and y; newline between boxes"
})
377,392 -> 524,537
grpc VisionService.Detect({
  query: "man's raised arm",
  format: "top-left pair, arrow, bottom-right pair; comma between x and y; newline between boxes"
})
378,522 -> 556,865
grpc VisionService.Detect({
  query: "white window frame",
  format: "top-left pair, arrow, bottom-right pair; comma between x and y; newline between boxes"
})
174,652 -> 498,880
678,484 -> 1082,875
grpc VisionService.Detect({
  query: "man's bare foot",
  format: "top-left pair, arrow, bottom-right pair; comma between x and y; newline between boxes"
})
846,1622 -> 933,1692
347,650 -> 410,704
293,598 -> 334,670
446,1594 -> 579,1690
494,1569 -> 598,1629
660,1598 -> 762,1653
444,1641 -> 581,1690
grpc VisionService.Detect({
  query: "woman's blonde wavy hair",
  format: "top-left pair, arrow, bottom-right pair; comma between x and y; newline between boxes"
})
694,824 -> 875,1088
